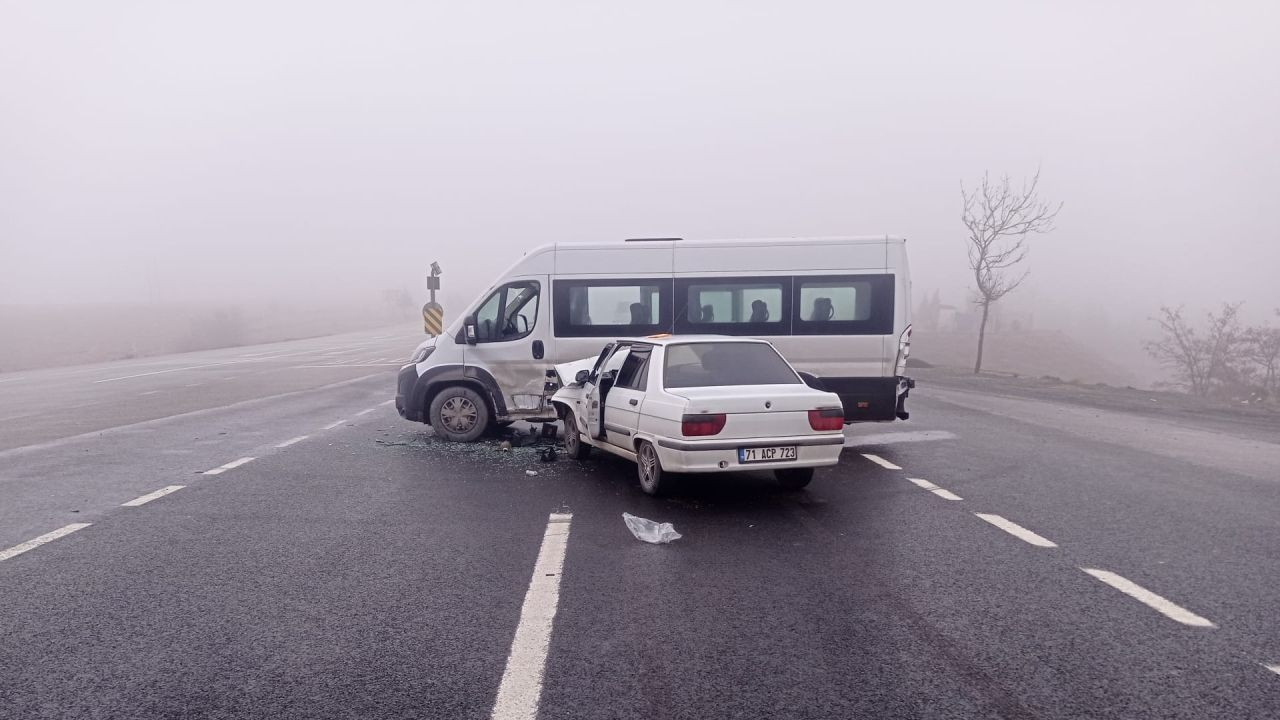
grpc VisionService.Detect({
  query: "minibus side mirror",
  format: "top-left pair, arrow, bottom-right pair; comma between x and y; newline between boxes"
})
464,315 -> 478,345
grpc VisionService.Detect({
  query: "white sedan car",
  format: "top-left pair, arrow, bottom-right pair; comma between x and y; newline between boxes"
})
551,336 -> 846,495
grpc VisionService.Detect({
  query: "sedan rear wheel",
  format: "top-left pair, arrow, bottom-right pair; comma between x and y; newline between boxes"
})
636,441 -> 666,496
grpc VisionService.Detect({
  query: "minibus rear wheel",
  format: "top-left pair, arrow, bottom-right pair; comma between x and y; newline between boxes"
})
429,386 -> 490,442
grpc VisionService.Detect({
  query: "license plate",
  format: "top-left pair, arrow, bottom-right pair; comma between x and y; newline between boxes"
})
738,446 -> 797,463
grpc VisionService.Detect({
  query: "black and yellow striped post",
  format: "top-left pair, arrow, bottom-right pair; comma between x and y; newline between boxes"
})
423,302 -> 444,336
423,262 -> 444,335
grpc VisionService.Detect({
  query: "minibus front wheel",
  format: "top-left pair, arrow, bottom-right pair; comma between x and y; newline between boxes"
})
429,386 -> 490,442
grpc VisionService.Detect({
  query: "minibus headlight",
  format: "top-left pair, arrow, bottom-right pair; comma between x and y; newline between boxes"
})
409,346 -> 434,364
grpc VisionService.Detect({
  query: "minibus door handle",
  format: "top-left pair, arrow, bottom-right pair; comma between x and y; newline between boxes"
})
532,340 -> 544,360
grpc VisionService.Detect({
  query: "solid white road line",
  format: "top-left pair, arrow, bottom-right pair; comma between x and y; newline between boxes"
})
95,363 -> 222,383
0,523 -> 92,562
906,477 -> 963,501
861,453 -> 902,470
1080,568 -> 1216,628
490,513 -> 573,720
203,457 -> 256,475
379,399 -> 395,406
354,408 -> 375,417
275,435 -> 309,448
974,513 -> 1058,547
844,430 -> 958,447
1263,663 -> 1280,677
122,485 -> 185,507
322,419 -> 347,430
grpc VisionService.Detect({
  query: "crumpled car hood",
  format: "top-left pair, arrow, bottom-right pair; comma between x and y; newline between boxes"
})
553,356 -> 596,387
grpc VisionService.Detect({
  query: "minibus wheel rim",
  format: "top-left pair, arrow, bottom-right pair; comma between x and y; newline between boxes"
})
440,396 -> 479,433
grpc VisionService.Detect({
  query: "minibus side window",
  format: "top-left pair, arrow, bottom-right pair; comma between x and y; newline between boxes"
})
553,279 -> 673,337
474,281 -> 540,343
792,275 -> 895,335
674,277 -> 791,335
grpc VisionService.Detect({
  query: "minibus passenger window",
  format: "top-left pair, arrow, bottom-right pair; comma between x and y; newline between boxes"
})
798,281 -> 870,321
553,280 -> 669,337
684,282 -> 783,325
790,274 -> 894,335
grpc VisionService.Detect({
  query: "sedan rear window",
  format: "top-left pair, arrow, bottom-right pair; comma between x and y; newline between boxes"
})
663,342 -> 801,388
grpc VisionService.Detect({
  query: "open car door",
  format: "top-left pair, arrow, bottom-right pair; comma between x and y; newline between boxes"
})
585,345 -> 631,440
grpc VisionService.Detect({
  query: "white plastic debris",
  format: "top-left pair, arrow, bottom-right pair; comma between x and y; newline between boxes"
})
622,512 -> 682,544
525,469 -> 539,476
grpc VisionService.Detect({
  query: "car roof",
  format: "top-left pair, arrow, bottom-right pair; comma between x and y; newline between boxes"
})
612,335 -> 772,348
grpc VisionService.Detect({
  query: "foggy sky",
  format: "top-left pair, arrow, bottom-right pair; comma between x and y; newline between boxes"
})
2,1 -> 1277,327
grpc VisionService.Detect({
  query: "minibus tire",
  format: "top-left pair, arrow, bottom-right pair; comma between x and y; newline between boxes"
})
636,441 -> 666,496
774,467 -> 814,490
562,411 -> 591,460
428,386 -> 490,442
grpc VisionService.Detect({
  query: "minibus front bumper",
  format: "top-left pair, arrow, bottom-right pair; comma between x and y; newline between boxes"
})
395,364 -> 422,421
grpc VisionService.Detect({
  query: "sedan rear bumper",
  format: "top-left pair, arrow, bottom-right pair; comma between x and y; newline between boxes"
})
654,434 -> 844,473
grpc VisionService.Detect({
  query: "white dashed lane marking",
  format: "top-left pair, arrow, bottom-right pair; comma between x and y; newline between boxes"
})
975,513 -> 1058,548
354,408 -> 375,417
861,453 -> 902,470
276,435 -> 309,448
380,399 -> 396,406
121,485 -> 185,507
490,513 -> 573,720
1081,568 -> 1216,628
0,523 -> 92,562
906,477 -> 963,501
203,457 -> 256,475
322,419 -> 347,430
1263,663 -> 1280,677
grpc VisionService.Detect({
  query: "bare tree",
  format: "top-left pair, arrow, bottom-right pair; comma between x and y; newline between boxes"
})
1242,309 -> 1280,402
1144,303 -> 1244,397
962,170 -> 1061,373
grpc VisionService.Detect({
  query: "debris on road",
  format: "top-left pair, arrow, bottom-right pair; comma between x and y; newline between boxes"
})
539,447 -> 558,462
622,513 -> 682,544
525,469 -> 539,477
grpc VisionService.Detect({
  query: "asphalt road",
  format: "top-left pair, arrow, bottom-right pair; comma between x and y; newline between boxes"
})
2,330 -> 1279,719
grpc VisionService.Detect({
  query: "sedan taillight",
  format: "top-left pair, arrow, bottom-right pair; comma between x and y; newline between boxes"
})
808,407 -> 844,431
681,413 -> 727,437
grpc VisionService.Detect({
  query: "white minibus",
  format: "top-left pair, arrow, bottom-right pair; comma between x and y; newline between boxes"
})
395,236 -> 913,441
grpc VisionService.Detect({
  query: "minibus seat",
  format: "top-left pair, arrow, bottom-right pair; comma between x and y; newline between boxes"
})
749,300 -> 769,323
812,297 -> 834,321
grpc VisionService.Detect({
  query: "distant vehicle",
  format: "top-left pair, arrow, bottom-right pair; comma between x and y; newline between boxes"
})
396,236 -> 913,442
550,336 -> 846,494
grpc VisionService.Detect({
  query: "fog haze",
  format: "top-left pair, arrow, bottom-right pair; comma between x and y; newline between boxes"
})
3,2 -> 1278,348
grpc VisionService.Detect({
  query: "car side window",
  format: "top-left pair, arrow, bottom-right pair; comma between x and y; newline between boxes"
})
615,349 -> 651,390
